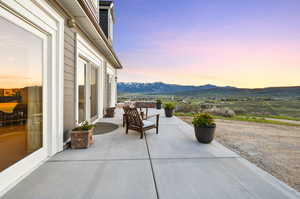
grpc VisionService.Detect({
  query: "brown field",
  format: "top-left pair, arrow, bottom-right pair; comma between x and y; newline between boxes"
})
179,116 -> 300,192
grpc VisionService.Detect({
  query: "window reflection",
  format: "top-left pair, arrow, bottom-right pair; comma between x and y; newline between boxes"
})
91,66 -> 98,118
0,17 -> 43,172
78,59 -> 86,123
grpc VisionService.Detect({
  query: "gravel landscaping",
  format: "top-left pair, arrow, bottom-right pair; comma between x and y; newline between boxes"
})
179,116 -> 300,192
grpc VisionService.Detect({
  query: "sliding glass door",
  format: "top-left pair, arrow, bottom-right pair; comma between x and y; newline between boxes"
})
90,66 -> 98,119
77,59 -> 86,123
77,59 -> 100,123
0,16 -> 44,172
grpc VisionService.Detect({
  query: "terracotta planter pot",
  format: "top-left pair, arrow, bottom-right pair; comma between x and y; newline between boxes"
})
194,125 -> 216,144
164,108 -> 174,117
71,127 -> 94,149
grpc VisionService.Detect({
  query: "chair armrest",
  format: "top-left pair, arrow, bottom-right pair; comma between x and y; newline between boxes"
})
146,113 -> 160,119
146,114 -> 160,127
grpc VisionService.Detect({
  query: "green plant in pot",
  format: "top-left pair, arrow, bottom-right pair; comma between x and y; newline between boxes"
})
71,121 -> 95,149
192,113 -> 216,143
164,102 -> 176,117
156,99 -> 162,109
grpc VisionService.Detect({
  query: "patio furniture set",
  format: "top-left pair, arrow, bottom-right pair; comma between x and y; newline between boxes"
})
70,101 -> 216,149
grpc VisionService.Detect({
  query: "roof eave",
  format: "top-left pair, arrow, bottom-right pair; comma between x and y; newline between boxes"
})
57,0 -> 122,69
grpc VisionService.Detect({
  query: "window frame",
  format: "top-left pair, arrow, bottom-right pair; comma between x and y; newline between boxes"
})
90,65 -> 99,120
75,34 -> 104,124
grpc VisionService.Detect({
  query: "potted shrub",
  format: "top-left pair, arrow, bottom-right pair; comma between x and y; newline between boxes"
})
192,113 -> 216,143
71,121 -> 95,149
164,102 -> 176,117
156,99 -> 162,109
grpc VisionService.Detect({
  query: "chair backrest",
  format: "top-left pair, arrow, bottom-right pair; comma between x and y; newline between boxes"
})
123,105 -> 131,114
125,108 -> 143,127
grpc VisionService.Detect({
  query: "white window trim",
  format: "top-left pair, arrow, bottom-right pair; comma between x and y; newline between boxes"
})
91,0 -> 98,10
109,11 -> 113,42
75,34 -> 105,123
0,0 -> 64,196
90,65 -> 100,120
107,64 -> 114,75
105,64 -> 117,107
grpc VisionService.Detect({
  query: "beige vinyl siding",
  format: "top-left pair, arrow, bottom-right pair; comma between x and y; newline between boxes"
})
63,24 -> 76,142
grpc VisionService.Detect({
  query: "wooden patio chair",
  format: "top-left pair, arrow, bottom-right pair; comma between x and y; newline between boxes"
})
122,105 -> 146,127
124,107 -> 159,139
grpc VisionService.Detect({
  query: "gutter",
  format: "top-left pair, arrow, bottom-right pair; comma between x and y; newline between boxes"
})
54,0 -> 123,69
78,0 -> 122,69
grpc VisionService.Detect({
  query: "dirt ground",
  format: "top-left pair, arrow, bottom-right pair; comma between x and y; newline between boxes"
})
179,116 -> 300,192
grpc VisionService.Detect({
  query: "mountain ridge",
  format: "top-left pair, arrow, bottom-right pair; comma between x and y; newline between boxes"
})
117,82 -> 300,97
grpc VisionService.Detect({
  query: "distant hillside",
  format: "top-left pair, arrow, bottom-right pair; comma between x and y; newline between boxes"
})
173,86 -> 300,97
118,82 -> 223,93
117,82 -> 300,97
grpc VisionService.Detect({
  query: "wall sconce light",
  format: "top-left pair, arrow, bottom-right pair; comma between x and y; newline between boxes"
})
67,18 -> 76,28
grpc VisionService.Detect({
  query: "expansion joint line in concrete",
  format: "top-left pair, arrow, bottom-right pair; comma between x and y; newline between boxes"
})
47,158 -> 150,162
145,134 -> 160,199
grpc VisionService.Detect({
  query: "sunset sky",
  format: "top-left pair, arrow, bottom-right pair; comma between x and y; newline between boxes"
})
114,0 -> 300,88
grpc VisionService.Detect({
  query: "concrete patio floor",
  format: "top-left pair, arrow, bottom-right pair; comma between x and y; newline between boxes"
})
2,109 -> 300,199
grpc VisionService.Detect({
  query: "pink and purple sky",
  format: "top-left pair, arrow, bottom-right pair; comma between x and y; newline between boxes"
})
114,0 -> 300,88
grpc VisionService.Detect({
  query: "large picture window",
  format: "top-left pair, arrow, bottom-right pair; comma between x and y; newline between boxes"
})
0,16 -> 43,172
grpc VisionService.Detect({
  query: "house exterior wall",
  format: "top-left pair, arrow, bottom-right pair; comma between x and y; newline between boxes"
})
63,24 -> 76,143
50,2 -> 118,143
0,0 -> 121,196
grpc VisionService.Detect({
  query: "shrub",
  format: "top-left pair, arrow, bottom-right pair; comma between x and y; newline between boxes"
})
156,99 -> 162,104
73,121 -> 95,131
203,107 -> 236,118
232,107 -> 246,115
164,102 -> 176,109
176,104 -> 199,113
192,113 -> 216,128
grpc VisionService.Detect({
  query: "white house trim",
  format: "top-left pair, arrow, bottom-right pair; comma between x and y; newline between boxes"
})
0,0 -> 64,196
75,33 -> 105,124
106,64 -> 114,75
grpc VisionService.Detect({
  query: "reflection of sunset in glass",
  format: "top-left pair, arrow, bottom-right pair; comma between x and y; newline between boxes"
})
0,16 -> 43,172
115,0 -> 300,88
0,16 -> 42,89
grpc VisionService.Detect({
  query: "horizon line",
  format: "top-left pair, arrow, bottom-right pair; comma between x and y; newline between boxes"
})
117,81 -> 300,89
